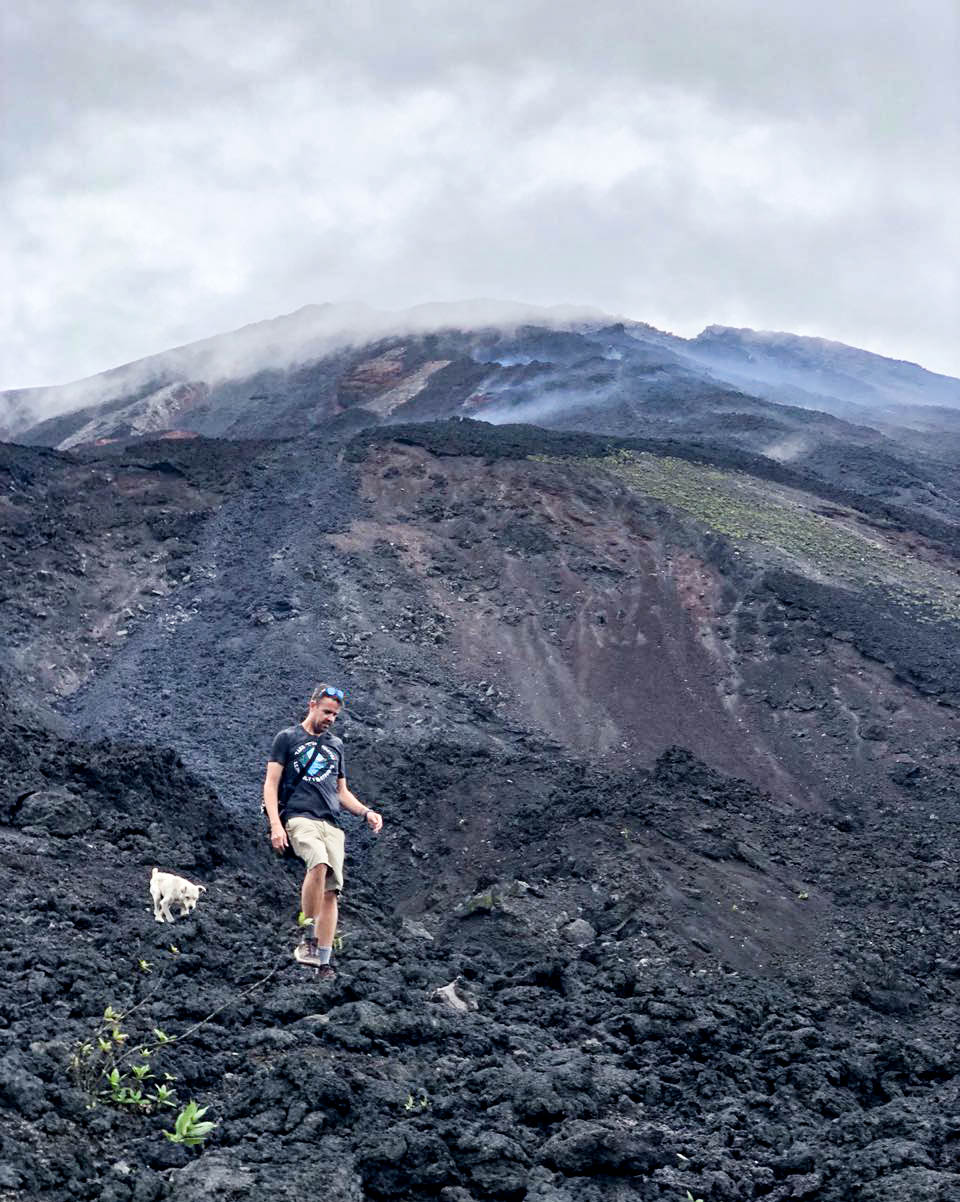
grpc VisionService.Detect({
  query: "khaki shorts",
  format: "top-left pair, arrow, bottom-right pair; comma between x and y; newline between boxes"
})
285,817 -> 345,892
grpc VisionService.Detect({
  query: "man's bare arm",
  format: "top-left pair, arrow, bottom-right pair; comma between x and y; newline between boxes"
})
263,761 -> 288,850
337,777 -> 383,834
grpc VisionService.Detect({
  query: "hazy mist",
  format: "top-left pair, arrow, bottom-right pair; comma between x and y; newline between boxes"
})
3,1 -> 958,393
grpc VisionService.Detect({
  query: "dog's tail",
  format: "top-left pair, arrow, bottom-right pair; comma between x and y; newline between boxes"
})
198,884 -> 207,893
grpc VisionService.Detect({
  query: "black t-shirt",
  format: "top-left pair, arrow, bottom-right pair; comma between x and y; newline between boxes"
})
270,725 -> 346,826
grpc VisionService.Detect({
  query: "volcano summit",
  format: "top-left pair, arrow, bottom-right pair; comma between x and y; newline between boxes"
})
1,304 -> 959,1202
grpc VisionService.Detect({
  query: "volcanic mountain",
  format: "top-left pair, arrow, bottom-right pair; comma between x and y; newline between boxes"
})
2,304 -> 959,1202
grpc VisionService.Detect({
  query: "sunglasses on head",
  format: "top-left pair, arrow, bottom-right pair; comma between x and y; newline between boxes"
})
317,686 -> 345,702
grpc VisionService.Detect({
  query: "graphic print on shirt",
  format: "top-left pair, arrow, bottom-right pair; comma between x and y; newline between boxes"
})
294,740 -> 338,784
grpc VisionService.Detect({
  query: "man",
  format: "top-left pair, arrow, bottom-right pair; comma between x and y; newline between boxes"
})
263,684 -> 383,977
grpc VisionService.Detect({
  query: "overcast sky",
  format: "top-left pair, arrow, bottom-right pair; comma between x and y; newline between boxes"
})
3,0 -> 958,391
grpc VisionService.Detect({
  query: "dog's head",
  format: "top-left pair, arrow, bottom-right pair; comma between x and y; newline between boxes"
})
178,882 -> 206,912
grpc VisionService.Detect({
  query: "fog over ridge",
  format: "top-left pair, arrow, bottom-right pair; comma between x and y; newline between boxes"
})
5,1 -> 958,390
4,298 -> 960,450
1,299 -> 615,428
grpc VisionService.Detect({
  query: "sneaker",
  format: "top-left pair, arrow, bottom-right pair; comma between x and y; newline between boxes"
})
315,964 -> 336,982
294,940 -> 323,967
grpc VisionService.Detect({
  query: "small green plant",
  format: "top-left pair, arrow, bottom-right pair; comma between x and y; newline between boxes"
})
71,998 -> 181,1115
686,1192 -> 705,1202
152,1084 -> 177,1108
103,1067 -> 153,1110
332,934 -> 344,953
402,1091 -> 430,1113
138,958 -> 152,973
163,1100 -> 218,1146
104,1068 -> 124,1099
296,911 -> 311,927
72,953 -> 283,1140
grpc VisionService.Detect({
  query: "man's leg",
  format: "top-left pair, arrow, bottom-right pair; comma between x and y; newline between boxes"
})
314,888 -> 338,951
301,863 -> 327,924
299,866 -> 338,967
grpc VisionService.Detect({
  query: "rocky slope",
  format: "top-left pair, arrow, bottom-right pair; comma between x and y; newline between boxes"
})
2,321 -> 960,1200
3,713 -> 958,1202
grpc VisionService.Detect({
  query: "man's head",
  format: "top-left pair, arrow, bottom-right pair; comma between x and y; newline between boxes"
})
306,683 -> 344,734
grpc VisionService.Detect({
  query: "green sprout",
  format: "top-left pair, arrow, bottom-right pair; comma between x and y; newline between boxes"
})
152,1084 -> 178,1108
163,1101 -> 218,1146
102,1068 -> 149,1110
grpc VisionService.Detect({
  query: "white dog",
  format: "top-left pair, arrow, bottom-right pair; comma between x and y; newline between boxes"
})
150,867 -> 206,923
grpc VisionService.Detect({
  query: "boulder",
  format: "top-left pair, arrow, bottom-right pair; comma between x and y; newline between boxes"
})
16,789 -> 93,836
561,919 -> 596,949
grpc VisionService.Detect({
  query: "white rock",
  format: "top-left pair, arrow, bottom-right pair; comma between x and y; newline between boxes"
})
562,918 -> 596,948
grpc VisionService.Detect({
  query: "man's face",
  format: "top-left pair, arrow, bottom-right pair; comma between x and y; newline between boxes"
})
309,697 -> 341,733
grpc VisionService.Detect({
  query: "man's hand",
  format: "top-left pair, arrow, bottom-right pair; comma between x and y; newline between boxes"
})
365,809 -> 383,835
270,823 -> 289,853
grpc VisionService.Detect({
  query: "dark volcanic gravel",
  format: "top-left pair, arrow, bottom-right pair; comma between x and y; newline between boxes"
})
1,719 -> 959,1201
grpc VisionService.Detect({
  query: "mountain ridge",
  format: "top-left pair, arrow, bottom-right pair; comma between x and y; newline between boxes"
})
5,303 -> 959,447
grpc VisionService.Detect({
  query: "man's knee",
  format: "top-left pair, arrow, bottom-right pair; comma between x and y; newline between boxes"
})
306,863 -> 328,881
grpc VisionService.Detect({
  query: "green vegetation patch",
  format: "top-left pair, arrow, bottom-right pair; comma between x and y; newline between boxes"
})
558,450 -> 960,622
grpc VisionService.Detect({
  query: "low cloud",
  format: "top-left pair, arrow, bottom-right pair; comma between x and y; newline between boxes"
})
3,300 -> 611,428
3,1 -> 958,390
